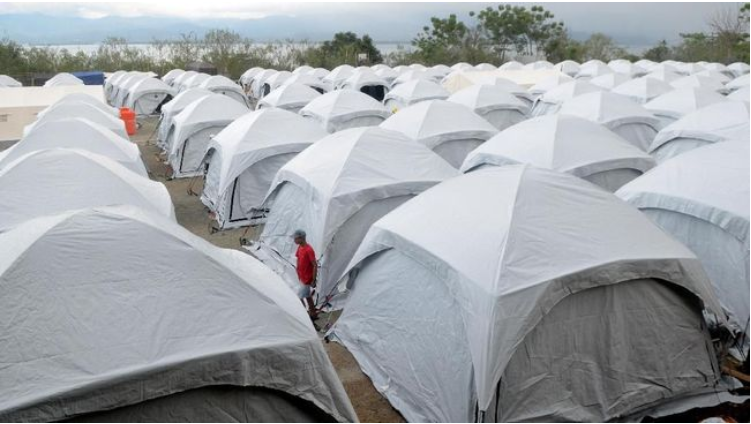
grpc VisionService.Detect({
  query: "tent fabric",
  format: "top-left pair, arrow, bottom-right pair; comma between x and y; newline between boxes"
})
461,115 -> 656,191
300,89 -> 391,133
384,79 -> 449,111
379,100 -> 498,168
611,76 -> 674,104
257,83 -> 322,113
124,77 -> 176,115
198,75 -> 249,107
645,87 -> 729,126
648,101 -> 750,162
0,118 -> 147,176
200,108 -> 327,229
282,74 -> 332,94
530,80 -> 603,116
24,101 -> 128,139
257,127 -> 458,296
527,73 -> 574,97
727,85 -> 750,103
44,73 -> 84,87
293,65 -> 314,75
261,71 -> 293,96
447,84 -> 529,130
167,94 -> 249,178
0,75 -> 22,87
331,165 -> 725,422
553,60 -> 580,76
112,74 -> 150,107
161,69 -> 185,86
558,91 -> 660,151
671,75 -> 727,93
726,74 -> 750,91
339,71 -> 389,99
323,65 -> 355,87
156,88 -> 214,148
239,67 -> 264,89
575,61 -> 614,79
728,62 -> 750,77
608,60 -> 648,76
0,205 -> 357,423
0,149 -> 174,232
40,92 -> 119,117
617,141 -> 750,338
249,69 -> 278,99
589,72 -> 632,90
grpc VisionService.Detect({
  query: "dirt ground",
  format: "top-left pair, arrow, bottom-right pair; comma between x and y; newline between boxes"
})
134,117 -> 404,423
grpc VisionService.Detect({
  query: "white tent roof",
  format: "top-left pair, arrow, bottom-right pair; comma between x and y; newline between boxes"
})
447,84 -> 528,115
617,141 -> 749,331
323,65 -> 355,85
728,85 -> 750,103
611,76 -> 674,104
239,67 -> 264,85
649,101 -> 750,153
170,70 -> 197,88
558,91 -> 660,128
380,100 -> 497,149
262,71 -> 292,91
553,60 -> 580,76
281,74 -> 332,92
168,94 -> 249,157
392,69 -> 436,86
43,73 -> 84,87
451,62 -> 473,71
161,88 -> 213,117
0,149 -> 174,232
384,79 -> 449,107
695,70 -> 732,84
293,65 -> 314,75
374,67 -> 398,82
727,74 -> 750,90
25,101 -> 128,139
258,83 -> 321,110
264,127 -> 458,257
576,62 -> 614,78
608,61 -> 647,76
300,89 -> 391,132
528,73 -> 574,95
307,67 -> 330,80
199,75 -> 243,91
589,72 -> 632,90
645,68 -> 683,83
125,77 -> 176,106
340,70 -> 389,91
0,75 -> 22,87
337,165 -> 723,414
161,69 -> 185,85
39,92 -> 118,117
0,205 -> 356,422
524,60 -> 554,70
475,63 -> 497,71
671,74 -> 726,93
645,87 -> 728,119
461,114 -> 655,176
537,80 -> 603,105
498,61 -> 523,71
1,118 -> 146,176
206,108 -> 327,198
634,59 -> 658,71
182,73 -> 210,89
728,62 -> 750,76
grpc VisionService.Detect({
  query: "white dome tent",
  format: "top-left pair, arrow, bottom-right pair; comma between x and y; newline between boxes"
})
671,74 -> 727,93
634,59 -> 658,72
166,94 -> 249,178
200,108 -> 327,229
553,60 -> 580,76
726,74 -> 750,91
339,70 -> 390,101
252,127 -> 457,301
0,205 -> 357,423
611,76 -> 674,104
461,115 -> 655,191
156,88 -> 214,149
391,69 -> 437,87
0,75 -> 22,87
38,92 -> 118,118
293,65 -> 314,75
199,75 -> 250,107
239,67 -> 264,91
0,149 -> 174,232
331,165 -> 725,423
644,87 -> 728,127
498,61 -> 523,71
374,67 -> 399,85
648,101 -> 750,162
530,80 -> 603,116
383,79 -> 449,112
524,60 -> 554,70
474,63 -> 497,71
696,69 -> 732,84
249,69 -> 276,99
43,72 -> 84,87
257,83 -> 322,113
447,84 -> 529,131
608,60 -> 647,76
451,62 -> 474,71
728,62 -> 750,77
527,73 -> 574,98
170,70 -> 197,92
645,67 -> 683,83
24,101 -> 128,139
1,118 -> 147,176
161,69 -> 185,86
323,64 -> 355,88
123,77 -> 176,116
728,85 -> 750,103
575,61 -> 613,79
260,71 -> 292,97
589,72 -> 632,90
618,141 -> 749,353
558,91 -> 660,151
307,67 -> 330,80
113,73 -> 149,107
282,74 -> 332,94
180,73 -> 210,92
300,89 -> 391,133
104,71 -> 128,101
380,100 -> 498,168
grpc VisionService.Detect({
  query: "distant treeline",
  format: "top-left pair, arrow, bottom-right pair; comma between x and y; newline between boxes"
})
0,3 -> 748,80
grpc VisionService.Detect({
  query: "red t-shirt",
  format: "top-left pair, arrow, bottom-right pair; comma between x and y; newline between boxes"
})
296,244 -> 316,285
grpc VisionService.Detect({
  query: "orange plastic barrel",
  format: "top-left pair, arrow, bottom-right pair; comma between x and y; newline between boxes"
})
119,107 -> 137,136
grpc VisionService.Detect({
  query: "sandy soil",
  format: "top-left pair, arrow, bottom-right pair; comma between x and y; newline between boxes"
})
134,116 -> 404,423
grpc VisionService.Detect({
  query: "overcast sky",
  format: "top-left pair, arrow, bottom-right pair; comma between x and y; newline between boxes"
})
0,2 -> 745,45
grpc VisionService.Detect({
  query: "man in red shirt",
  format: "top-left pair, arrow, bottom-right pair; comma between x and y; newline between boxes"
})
293,229 -> 318,319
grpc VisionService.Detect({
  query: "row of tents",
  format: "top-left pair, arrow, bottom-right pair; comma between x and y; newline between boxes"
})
0,93 -> 358,421
140,59 -> 749,421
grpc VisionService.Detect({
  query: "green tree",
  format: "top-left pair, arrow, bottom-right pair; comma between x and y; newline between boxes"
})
643,40 -> 671,62
475,4 -> 563,62
543,28 -> 585,63
412,14 -> 468,65
582,33 -> 628,61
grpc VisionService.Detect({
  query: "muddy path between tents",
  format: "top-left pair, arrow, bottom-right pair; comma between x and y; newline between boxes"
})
134,116 -> 404,423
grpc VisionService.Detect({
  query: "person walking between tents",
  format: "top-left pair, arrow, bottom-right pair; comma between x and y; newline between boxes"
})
294,229 -> 318,319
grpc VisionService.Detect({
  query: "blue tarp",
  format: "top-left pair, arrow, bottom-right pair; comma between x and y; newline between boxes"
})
71,71 -> 105,86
